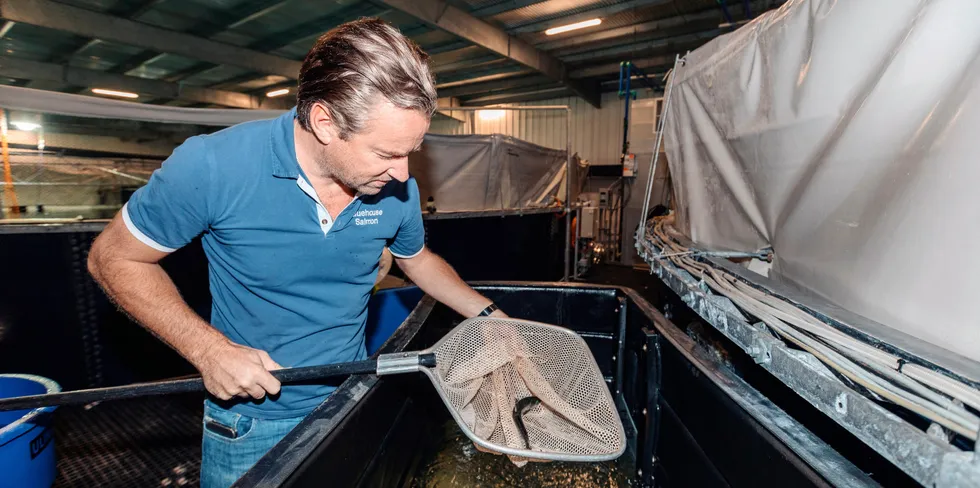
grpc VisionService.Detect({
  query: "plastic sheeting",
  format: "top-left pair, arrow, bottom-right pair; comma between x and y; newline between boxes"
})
410,133 -> 577,213
0,85 -> 286,126
663,0 -> 980,363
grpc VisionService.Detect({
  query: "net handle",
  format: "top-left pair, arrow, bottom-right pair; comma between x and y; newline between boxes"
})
0,353 -> 436,411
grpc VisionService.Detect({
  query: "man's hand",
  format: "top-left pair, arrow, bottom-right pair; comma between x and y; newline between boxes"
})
193,339 -> 283,401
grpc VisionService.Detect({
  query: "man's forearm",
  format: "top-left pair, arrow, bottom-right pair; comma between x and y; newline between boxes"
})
396,249 -> 494,318
88,256 -> 227,367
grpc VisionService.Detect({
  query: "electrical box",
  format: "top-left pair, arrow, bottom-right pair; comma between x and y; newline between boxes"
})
598,190 -> 609,207
579,207 -> 598,238
622,153 -> 637,177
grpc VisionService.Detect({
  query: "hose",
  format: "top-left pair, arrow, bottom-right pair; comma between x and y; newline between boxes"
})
643,216 -> 980,441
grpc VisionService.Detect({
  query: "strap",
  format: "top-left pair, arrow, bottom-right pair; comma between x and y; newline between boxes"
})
477,302 -> 499,317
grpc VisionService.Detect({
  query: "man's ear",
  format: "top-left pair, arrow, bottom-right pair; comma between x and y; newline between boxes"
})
307,102 -> 339,145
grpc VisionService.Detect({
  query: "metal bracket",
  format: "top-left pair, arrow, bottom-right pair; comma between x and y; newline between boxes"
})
376,352 -> 423,376
635,236 -> 962,486
935,450 -> 980,487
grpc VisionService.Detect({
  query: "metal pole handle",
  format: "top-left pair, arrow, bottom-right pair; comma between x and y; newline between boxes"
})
0,354 -> 437,412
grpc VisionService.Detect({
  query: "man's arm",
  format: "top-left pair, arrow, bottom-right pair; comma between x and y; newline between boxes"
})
394,247 -> 505,318
374,247 -> 393,287
88,212 -> 282,401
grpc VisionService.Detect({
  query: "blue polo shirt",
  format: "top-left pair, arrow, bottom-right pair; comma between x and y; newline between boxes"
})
122,108 -> 425,419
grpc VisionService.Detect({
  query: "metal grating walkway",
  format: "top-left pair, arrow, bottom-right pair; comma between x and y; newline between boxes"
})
53,394 -> 203,488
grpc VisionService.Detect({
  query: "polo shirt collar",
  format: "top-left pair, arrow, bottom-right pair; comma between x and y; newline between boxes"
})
271,107 -> 301,178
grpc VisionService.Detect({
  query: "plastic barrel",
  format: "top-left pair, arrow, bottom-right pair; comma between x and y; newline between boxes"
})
0,374 -> 61,488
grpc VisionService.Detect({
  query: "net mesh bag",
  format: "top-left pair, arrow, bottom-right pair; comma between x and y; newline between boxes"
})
419,317 -> 626,465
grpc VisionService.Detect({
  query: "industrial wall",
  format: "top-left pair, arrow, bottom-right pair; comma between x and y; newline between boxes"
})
430,91 -> 670,266
430,90 -> 661,167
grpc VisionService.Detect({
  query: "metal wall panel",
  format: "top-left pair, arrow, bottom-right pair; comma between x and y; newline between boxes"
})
429,90 -> 660,167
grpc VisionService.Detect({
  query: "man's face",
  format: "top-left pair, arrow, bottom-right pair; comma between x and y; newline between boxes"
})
319,100 -> 428,195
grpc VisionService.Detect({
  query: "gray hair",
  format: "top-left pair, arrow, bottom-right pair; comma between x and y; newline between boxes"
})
296,18 -> 438,140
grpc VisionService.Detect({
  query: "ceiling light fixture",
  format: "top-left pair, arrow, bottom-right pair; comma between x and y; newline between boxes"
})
11,121 -> 40,131
545,18 -> 602,36
92,88 -> 139,99
266,88 -> 290,98
478,109 -> 506,121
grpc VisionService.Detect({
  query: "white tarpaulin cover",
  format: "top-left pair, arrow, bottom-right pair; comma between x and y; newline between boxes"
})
409,133 -> 576,212
0,85 -> 576,214
663,0 -> 980,363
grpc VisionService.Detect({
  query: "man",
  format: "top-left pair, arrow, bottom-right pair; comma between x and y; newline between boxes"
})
87,18 -> 504,488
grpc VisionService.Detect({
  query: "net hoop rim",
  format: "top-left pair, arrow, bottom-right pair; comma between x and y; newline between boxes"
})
418,316 -> 628,462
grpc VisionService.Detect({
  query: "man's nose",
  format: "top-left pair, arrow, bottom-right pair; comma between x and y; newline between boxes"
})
388,159 -> 409,182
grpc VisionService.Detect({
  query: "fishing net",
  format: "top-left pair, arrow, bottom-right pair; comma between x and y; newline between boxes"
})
418,317 -> 626,466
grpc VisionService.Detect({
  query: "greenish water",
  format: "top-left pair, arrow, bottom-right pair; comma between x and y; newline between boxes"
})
410,419 -> 637,488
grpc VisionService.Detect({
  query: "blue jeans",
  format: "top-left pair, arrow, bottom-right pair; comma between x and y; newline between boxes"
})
200,401 -> 305,488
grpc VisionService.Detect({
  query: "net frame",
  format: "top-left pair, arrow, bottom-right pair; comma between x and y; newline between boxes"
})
413,316 -> 628,463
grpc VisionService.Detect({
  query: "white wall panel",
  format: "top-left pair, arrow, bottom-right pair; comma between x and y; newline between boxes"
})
429,90 -> 661,167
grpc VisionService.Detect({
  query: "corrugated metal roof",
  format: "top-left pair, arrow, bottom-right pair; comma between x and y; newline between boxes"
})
182,64 -> 249,86
132,53 -> 205,77
135,4 -> 220,32
57,0 -> 120,11
458,0 -> 506,9
522,1 -> 692,44
0,24 -> 79,62
0,0 -> 783,114
220,0 -> 351,40
70,41 -> 145,70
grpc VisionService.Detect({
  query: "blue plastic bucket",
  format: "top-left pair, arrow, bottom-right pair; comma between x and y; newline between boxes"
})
365,286 -> 424,356
0,374 -> 61,488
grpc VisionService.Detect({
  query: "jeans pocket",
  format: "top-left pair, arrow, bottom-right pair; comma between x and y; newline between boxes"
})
203,405 -> 255,442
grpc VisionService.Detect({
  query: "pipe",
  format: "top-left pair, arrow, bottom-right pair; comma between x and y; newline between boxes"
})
0,109 -> 19,217
716,0 -> 735,25
573,207 -> 580,280
639,55 -> 680,241
565,106 -> 571,281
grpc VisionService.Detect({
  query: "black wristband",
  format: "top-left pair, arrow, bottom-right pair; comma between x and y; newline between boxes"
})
477,303 -> 499,317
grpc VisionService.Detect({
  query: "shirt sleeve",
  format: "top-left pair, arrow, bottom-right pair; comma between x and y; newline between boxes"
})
388,177 -> 425,258
122,136 -> 212,252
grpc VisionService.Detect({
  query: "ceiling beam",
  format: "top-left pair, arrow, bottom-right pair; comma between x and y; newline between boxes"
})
462,86 -> 573,106
439,73 -> 550,98
429,45 -> 487,66
507,0 -> 673,34
51,0 -> 171,63
469,1 -> 548,18
436,69 -> 534,89
432,60 -> 520,83
108,0 -> 296,75
0,56 -> 290,109
169,3 -> 387,86
0,20 -> 14,37
0,0 -> 302,78
561,31 -> 719,65
376,0 -> 601,108
537,10 -> 717,52
569,54 -> 675,79
431,54 -> 504,75
537,0 -> 778,53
